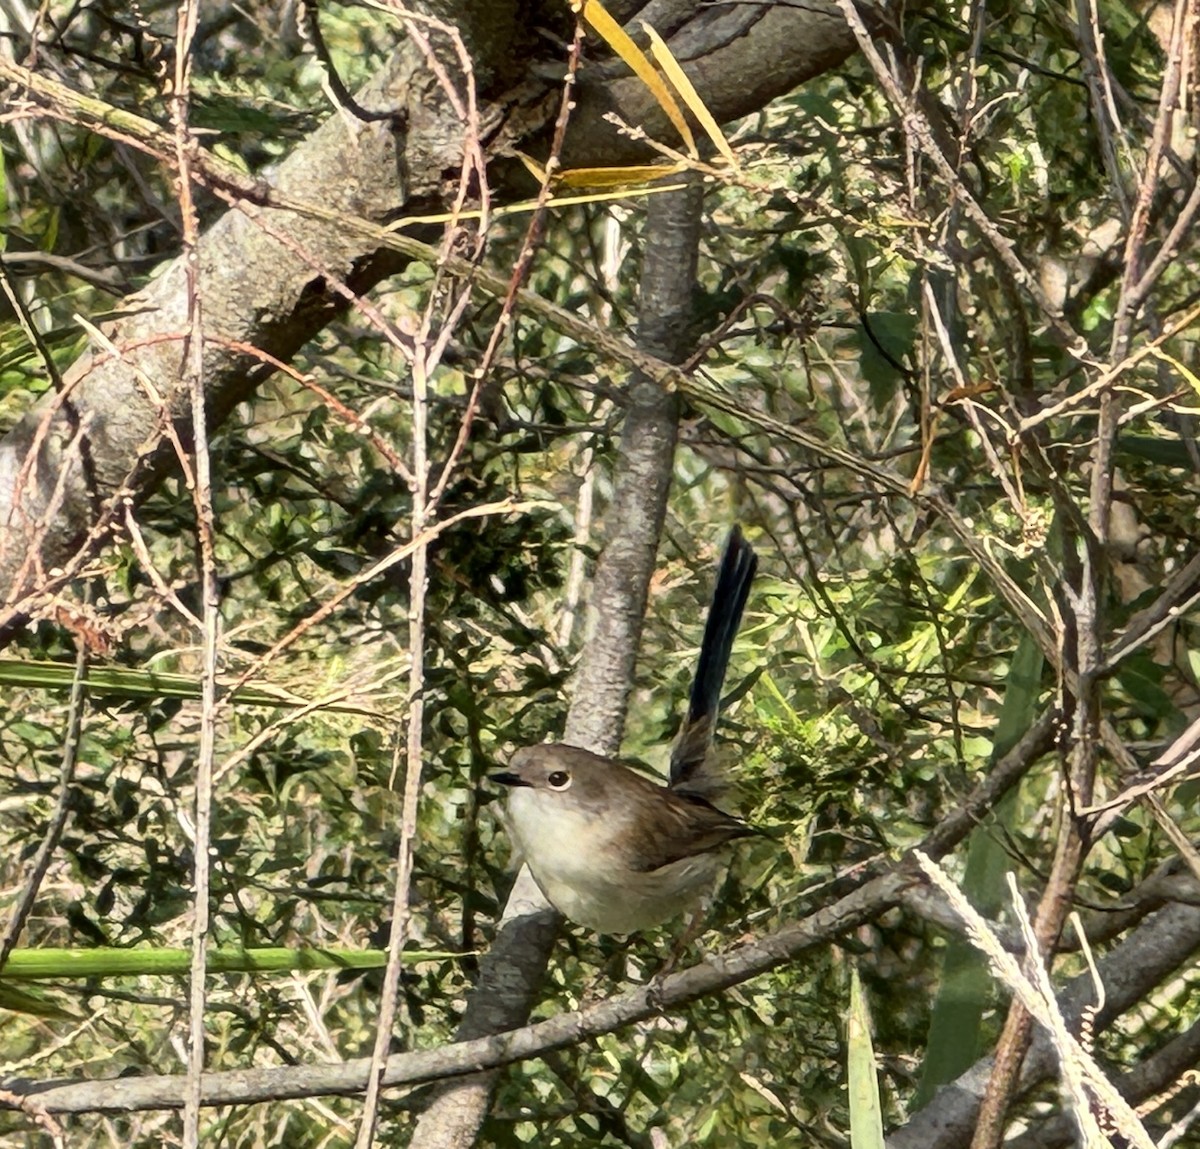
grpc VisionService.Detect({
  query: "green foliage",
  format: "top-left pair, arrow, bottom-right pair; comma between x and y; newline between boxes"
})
2,0 -> 1200,1143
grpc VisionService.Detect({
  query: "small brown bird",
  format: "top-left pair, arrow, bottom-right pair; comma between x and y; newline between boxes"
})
492,527 -> 758,934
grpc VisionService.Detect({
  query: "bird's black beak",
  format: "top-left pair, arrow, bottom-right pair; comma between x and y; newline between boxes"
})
490,771 -> 528,788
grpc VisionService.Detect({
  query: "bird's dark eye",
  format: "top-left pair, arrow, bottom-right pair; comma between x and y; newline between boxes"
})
547,770 -> 571,790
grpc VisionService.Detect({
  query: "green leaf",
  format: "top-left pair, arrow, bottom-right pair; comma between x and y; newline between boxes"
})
1117,434 -> 1198,469
0,982 -> 78,1019
848,966 -> 886,1149
1115,656 -> 1174,721
0,945 -> 461,980
0,659 -> 377,714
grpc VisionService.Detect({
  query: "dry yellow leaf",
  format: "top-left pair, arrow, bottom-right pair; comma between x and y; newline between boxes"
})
642,21 -> 737,170
574,0 -> 697,156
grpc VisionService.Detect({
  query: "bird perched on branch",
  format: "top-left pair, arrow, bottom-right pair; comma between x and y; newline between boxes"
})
492,526 -> 759,934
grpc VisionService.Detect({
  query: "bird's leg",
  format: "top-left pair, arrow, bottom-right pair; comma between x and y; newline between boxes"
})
649,904 -> 710,982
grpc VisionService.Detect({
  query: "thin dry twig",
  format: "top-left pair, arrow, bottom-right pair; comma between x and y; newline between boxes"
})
215,339 -> 413,483
213,498 -> 530,714
833,0 -> 1088,355
169,0 -> 216,1142
921,278 -> 1025,513
428,14 -> 586,510
1073,0 -> 1134,221
355,308 -> 435,1149
354,17 -> 491,1139
121,504 -> 203,631
0,1089 -> 64,1147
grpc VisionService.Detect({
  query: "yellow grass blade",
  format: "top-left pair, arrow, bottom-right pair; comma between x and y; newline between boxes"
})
386,181 -> 689,231
574,0 -> 696,156
642,22 -> 737,169
554,163 -> 686,188
514,151 -> 549,183
1150,346 -> 1200,398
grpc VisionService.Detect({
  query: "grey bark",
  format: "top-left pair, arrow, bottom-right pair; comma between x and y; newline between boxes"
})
885,899 -> 1200,1148
561,175 -> 705,754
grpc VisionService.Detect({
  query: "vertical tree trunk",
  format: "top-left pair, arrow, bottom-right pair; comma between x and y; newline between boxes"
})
410,176 -> 706,1149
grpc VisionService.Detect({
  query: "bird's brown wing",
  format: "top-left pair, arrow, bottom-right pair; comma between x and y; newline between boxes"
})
625,790 -> 757,872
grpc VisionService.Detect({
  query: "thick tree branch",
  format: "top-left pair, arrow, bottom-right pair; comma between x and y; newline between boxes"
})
0,1 -> 860,616
7,881 -> 1199,1121
3,869 -> 913,1115
886,899 -> 1200,1148
0,688 -> 1058,1117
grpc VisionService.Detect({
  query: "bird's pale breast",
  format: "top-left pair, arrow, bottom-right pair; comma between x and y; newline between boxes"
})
505,785 -> 721,933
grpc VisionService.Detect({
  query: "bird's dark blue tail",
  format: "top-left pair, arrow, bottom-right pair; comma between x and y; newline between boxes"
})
670,525 -> 757,789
